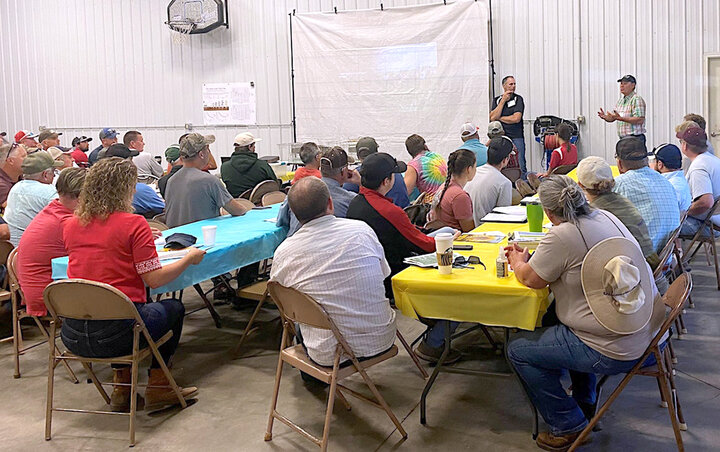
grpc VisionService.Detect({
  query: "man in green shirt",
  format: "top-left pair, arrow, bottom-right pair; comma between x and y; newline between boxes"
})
220,132 -> 279,197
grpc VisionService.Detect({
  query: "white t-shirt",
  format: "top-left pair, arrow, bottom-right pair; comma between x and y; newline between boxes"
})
464,164 -> 512,225
686,152 -> 720,225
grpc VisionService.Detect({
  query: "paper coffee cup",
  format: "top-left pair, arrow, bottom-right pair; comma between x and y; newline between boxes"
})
435,232 -> 453,275
202,225 -> 217,247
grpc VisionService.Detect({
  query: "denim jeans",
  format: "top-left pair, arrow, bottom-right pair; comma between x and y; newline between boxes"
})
680,216 -> 720,238
424,320 -> 460,348
507,324 -> 654,435
61,299 -> 185,369
511,137 -> 527,178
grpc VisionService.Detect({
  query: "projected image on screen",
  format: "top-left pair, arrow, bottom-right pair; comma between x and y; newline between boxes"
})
292,2 -> 488,160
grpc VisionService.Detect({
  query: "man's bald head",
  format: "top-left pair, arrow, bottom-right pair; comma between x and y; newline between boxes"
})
288,176 -> 331,224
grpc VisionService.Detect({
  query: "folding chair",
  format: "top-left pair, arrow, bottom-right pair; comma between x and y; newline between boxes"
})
501,167 -> 522,184
2,249 -> 78,381
264,282 -> 407,451
151,213 -> 166,224
680,197 -> 720,290
249,180 -> 280,205
261,191 -> 286,206
569,272 -> 693,452
654,223 -> 687,338
221,197 -> 255,215
147,220 -> 168,231
43,279 -> 188,447
548,164 -> 577,175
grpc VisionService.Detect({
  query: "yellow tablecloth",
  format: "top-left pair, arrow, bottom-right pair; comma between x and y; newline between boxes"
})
565,165 -> 619,182
392,221 -> 551,331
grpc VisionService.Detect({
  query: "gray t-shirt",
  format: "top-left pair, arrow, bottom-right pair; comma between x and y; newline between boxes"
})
132,152 -> 164,181
164,167 -> 233,227
686,151 -> 720,225
464,164 -> 512,225
529,209 -> 664,361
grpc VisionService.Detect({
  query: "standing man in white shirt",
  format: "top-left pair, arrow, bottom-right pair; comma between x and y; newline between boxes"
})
678,126 -> 720,235
465,137 -> 515,225
270,176 -> 396,369
125,130 -> 164,184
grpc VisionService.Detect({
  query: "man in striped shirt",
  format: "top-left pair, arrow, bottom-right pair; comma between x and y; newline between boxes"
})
598,75 -> 647,143
270,177 -> 396,368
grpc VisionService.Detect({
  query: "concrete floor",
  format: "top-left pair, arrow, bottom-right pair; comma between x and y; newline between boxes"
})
1,260 -> 719,451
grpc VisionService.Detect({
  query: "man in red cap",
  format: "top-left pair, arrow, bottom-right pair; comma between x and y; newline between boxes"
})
679,126 -> 720,235
14,130 -> 39,148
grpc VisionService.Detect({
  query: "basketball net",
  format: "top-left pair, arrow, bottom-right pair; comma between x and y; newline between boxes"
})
167,21 -> 196,45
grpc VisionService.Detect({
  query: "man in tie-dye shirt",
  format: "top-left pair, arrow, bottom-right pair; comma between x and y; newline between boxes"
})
404,134 -> 448,198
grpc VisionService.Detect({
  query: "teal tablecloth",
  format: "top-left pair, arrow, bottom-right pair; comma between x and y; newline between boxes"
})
52,205 -> 287,294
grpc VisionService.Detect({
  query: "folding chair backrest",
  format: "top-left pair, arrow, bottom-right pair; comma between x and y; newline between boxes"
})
44,279 -> 140,322
701,197 -> 720,226
261,191 -> 286,206
7,248 -> 21,296
0,240 -> 14,288
239,188 -> 252,200
147,220 -> 169,231
549,164 -> 577,175
250,180 -> 280,204
501,167 -> 521,183
654,224 -> 683,278
267,281 -> 332,330
235,198 -> 256,210
152,213 -> 166,224
411,192 -> 427,206
648,272 -> 692,350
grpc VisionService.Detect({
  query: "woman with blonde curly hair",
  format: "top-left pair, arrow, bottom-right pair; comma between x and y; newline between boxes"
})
62,157 -> 205,413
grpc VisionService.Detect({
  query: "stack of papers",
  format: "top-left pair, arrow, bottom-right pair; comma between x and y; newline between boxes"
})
157,249 -> 190,261
481,212 -> 527,223
455,232 -> 505,244
404,252 -> 462,268
492,206 -> 528,216
508,231 -> 546,248
520,195 -> 540,205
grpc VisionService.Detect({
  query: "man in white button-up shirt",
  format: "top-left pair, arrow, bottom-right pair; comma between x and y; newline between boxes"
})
270,177 -> 396,367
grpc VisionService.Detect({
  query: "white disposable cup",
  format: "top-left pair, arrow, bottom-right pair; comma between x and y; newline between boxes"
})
202,225 -> 217,247
435,233 -> 454,275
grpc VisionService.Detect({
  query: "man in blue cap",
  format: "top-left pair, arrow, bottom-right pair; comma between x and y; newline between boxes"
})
88,128 -> 119,165
650,143 -> 691,212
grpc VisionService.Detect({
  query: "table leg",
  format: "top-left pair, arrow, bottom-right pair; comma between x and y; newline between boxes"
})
193,284 -> 222,329
420,320 -> 451,425
503,328 -> 538,439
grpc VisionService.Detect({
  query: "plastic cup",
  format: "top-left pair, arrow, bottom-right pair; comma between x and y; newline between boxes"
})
527,203 -> 544,232
435,233 -> 454,275
202,225 -> 217,247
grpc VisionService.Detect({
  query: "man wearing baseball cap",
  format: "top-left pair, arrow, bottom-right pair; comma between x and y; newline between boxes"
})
88,128 -> 119,165
457,122 -> 488,167
649,143 -> 691,212
678,126 -> 720,235
4,151 -> 62,246
220,132 -> 278,197
347,152 -> 461,363
614,137 -> 679,251
38,129 -> 63,150
343,136 -> 410,208
14,130 -> 39,147
158,144 -> 182,198
70,136 -> 92,167
598,75 -> 647,142
165,133 -> 248,228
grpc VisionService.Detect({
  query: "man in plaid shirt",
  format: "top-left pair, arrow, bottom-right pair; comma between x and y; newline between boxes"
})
598,75 -> 647,143
613,138 -> 680,252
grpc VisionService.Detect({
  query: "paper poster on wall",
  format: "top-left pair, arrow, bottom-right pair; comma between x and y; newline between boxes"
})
202,82 -> 256,125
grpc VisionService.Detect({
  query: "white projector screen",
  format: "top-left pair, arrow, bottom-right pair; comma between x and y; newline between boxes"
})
292,1 -> 489,161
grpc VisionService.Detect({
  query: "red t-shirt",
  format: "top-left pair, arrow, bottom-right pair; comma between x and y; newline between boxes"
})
549,143 -> 578,170
63,212 -> 160,303
437,182 -> 473,230
16,200 -> 74,316
71,148 -> 89,167
291,167 -> 321,185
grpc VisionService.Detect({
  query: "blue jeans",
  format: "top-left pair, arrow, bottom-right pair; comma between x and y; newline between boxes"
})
61,299 -> 185,369
511,137 -> 527,178
507,324 -> 651,435
424,226 -> 460,347
680,216 -> 719,238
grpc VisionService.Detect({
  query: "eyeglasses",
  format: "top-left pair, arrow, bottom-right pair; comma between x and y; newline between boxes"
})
453,255 -> 486,270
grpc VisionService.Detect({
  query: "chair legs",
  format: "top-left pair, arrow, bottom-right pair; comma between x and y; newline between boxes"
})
233,292 -> 268,358
395,330 -> 428,379
44,322 -> 57,441
265,329 -> 287,442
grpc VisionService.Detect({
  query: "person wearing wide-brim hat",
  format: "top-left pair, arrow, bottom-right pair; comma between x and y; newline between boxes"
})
503,175 -> 666,451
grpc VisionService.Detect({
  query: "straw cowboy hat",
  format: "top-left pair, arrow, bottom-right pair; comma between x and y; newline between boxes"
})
581,237 -> 654,335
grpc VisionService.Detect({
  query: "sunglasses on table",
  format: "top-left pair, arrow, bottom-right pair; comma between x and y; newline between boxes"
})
453,255 -> 486,270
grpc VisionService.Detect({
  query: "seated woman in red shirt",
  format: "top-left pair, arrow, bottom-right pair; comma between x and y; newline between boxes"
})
61,157 -> 205,413
17,167 -> 86,316
540,123 -> 578,177
432,149 -> 476,232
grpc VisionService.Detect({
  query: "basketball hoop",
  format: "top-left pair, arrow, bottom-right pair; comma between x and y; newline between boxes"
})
167,20 -> 196,45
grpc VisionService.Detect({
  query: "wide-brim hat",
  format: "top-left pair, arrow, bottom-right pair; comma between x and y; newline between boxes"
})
581,237 -> 654,335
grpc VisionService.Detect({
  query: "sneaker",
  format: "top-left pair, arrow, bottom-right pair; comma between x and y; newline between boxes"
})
515,179 -> 536,197
536,431 -> 591,452
528,173 -> 542,190
415,340 -> 462,364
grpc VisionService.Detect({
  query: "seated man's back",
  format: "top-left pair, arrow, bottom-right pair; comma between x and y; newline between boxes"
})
465,164 -> 512,225
220,136 -> 278,197
164,166 -> 233,227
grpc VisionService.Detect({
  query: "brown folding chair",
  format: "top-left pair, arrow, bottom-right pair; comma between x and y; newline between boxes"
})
548,163 -> 577,175
147,220 -> 168,231
569,272 -> 693,452
680,196 -> 720,290
152,213 -> 166,224
501,167 -> 522,183
43,279 -> 187,447
238,188 -> 252,199
261,191 -> 286,206
249,180 -> 280,205
1,249 -> 78,381
264,282 -> 407,451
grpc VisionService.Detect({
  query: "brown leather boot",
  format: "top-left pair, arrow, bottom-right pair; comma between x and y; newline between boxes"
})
144,368 -> 198,412
110,367 -> 144,412
536,431 -> 590,451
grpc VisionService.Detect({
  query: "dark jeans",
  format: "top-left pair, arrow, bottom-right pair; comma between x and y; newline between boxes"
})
61,299 -> 185,369
511,137 -> 527,178
620,133 -> 646,144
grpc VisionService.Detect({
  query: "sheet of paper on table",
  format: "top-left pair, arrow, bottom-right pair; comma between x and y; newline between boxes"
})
492,206 -> 527,216
455,231 -> 505,244
404,252 -> 462,268
157,249 -> 190,261
508,231 -> 546,247
520,195 -> 539,205
481,212 -> 527,223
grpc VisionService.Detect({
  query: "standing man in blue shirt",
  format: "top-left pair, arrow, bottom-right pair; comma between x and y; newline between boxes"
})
457,122 -> 488,167
490,76 -> 526,178
344,136 -> 410,208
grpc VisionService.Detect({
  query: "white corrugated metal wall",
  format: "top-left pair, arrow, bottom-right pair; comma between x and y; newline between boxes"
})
0,0 -> 718,170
